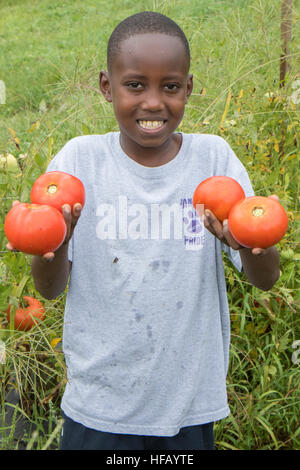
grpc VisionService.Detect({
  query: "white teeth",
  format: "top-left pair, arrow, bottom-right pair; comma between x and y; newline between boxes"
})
138,120 -> 164,129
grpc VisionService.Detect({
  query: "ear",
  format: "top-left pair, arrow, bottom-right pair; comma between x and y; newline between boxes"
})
99,70 -> 112,103
185,74 -> 193,103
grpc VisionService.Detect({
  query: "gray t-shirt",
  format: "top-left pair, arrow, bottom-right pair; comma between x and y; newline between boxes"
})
46,132 -> 254,436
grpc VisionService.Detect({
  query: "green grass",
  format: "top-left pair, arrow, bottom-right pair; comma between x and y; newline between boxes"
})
0,0 -> 300,450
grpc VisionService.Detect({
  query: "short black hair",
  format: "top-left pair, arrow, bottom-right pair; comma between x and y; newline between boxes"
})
107,11 -> 190,73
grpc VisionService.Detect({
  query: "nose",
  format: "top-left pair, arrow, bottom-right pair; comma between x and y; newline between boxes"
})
141,87 -> 164,112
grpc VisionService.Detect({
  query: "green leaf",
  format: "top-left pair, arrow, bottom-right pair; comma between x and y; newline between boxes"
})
11,274 -> 30,298
34,153 -> 44,168
81,122 -> 91,135
255,416 -> 279,449
277,334 -> 290,352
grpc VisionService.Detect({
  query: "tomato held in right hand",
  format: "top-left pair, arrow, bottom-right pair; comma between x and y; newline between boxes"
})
193,176 -> 245,222
4,202 -> 67,255
228,196 -> 289,249
30,171 -> 85,213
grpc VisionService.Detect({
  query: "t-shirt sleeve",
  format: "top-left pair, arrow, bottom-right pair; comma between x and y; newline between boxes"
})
46,138 -> 77,175
218,139 -> 255,272
45,138 -> 78,262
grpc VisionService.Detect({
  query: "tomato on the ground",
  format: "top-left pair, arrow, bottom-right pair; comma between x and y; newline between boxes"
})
6,296 -> 44,331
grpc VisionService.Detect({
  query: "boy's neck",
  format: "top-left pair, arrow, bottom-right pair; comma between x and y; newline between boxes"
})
119,132 -> 182,168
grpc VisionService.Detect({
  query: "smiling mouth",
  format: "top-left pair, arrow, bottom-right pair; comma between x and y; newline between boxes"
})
137,120 -> 166,130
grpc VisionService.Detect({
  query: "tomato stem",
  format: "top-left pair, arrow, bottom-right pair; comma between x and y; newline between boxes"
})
47,184 -> 57,194
252,206 -> 265,217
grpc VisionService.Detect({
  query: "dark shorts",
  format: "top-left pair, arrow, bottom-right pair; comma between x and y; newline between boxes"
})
59,412 -> 214,450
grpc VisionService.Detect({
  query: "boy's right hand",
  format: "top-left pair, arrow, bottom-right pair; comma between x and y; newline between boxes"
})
6,200 -> 82,262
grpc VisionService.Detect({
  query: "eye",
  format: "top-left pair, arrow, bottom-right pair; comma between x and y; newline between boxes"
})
126,82 -> 143,89
164,83 -> 180,91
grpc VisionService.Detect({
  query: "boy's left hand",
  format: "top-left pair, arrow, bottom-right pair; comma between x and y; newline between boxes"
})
202,195 -> 279,256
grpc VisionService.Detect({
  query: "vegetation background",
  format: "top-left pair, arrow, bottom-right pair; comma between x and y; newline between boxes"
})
0,0 -> 299,450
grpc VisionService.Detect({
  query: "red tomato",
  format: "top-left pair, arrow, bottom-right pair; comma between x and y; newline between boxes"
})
6,296 -> 45,331
4,202 -> 67,255
228,196 -> 289,248
193,176 -> 245,221
30,171 -> 85,213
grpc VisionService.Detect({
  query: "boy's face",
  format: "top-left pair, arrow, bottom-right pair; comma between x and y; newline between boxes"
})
100,33 -> 193,163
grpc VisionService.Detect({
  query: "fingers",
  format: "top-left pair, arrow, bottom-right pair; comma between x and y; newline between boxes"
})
204,210 -> 239,250
204,210 -> 224,240
62,202 -> 82,243
73,202 -> 82,219
268,194 -> 279,202
62,204 -> 72,241
202,211 -> 242,250
222,219 -> 242,250
7,240 -> 56,261
251,247 -> 268,256
223,220 -> 268,254
6,241 -> 19,252
42,252 -> 55,263
205,211 -> 271,254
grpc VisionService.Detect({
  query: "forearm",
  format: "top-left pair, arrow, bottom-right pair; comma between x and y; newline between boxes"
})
31,243 -> 70,300
240,246 -> 280,291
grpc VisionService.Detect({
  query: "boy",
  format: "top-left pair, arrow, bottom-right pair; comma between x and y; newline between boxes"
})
10,12 -> 280,450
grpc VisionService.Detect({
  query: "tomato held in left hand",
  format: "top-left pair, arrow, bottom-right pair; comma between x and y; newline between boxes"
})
228,196 -> 289,249
6,296 -> 45,331
31,171 -> 85,213
193,176 -> 245,222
